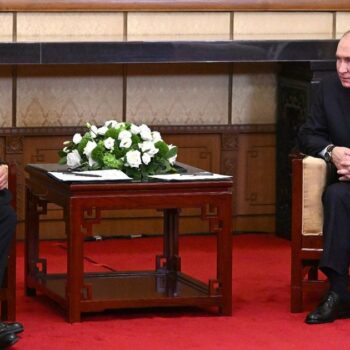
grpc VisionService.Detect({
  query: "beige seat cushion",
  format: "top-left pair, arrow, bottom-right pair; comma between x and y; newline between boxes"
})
302,156 -> 327,236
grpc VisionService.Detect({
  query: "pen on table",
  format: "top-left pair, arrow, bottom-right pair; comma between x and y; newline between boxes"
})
61,172 -> 102,178
179,172 -> 213,176
192,172 -> 213,176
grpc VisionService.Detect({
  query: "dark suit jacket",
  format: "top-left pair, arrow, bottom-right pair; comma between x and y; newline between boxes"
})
298,72 -> 350,156
0,189 -> 12,206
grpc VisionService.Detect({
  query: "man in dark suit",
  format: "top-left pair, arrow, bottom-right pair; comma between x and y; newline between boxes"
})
298,30 -> 350,324
0,164 -> 23,347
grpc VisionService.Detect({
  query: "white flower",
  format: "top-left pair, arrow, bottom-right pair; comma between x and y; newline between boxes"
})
60,121 -> 178,179
139,141 -> 159,156
97,126 -> 108,135
126,150 -> 142,168
152,131 -> 162,143
120,137 -> 132,148
130,124 -> 140,135
116,122 -> 125,129
104,120 -> 119,128
104,137 -> 115,150
139,124 -> 152,141
142,153 -> 151,165
88,157 -> 97,167
168,155 -> 177,165
168,144 -> 177,165
67,150 -> 81,168
83,140 -> 97,157
90,125 -> 98,138
118,130 -> 132,140
72,133 -> 82,144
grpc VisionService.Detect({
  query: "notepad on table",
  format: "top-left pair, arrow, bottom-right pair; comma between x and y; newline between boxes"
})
148,173 -> 232,181
48,169 -> 132,182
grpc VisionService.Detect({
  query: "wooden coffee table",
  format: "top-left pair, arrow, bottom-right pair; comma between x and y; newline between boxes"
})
25,163 -> 233,322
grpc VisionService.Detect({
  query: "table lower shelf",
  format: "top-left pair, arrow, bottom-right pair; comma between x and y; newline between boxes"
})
27,270 -> 223,313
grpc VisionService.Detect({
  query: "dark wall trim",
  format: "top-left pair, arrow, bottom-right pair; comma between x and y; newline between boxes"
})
0,124 -> 275,137
0,0 -> 350,12
0,40 -> 338,65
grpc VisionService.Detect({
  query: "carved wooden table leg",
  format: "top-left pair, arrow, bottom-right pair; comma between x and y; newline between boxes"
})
25,186 -> 40,296
66,198 -> 84,323
217,200 -> 232,315
163,208 -> 181,273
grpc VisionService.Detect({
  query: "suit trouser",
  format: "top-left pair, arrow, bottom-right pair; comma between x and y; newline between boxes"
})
320,181 -> 350,276
0,201 -> 16,286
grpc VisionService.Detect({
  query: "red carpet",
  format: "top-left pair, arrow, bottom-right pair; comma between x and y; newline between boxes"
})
11,234 -> 350,349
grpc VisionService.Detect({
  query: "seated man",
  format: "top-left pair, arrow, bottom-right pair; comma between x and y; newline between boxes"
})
298,30 -> 350,324
0,164 -> 23,347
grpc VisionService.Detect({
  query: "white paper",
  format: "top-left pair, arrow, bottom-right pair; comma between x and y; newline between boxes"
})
48,169 -> 132,182
148,173 -> 232,181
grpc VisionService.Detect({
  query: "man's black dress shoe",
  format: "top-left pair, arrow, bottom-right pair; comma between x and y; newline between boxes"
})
0,322 -> 24,335
305,291 -> 350,324
0,332 -> 18,348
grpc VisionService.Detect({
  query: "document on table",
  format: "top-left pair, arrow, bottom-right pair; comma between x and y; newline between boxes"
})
148,172 -> 232,181
48,169 -> 132,182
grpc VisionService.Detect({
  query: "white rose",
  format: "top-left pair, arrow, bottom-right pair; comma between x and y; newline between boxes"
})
168,155 -> 177,165
104,120 -> 119,128
83,140 -> 97,157
120,137 -> 132,148
88,157 -> 97,167
152,131 -> 162,143
126,150 -> 142,168
139,124 -> 152,141
168,145 -> 177,165
63,147 -> 70,153
118,130 -> 132,140
72,133 -> 82,144
130,124 -> 140,135
116,122 -> 125,129
104,137 -> 115,150
139,141 -> 159,156
90,125 -> 98,138
142,153 -> 151,165
67,150 -> 82,168
97,126 -> 108,135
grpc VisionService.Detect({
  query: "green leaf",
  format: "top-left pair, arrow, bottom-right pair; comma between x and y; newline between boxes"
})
155,141 -> 169,157
166,146 -> 177,159
105,128 -> 119,139
103,153 -> 123,169
58,156 -> 67,165
77,137 -> 90,155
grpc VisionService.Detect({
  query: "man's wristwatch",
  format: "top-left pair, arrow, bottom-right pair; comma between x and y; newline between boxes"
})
324,144 -> 335,162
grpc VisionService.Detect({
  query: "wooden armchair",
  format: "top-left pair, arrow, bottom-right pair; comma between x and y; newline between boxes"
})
0,162 -> 17,321
290,154 -> 329,313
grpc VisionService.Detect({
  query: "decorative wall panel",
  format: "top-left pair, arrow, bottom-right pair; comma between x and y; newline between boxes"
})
126,63 -> 230,125
0,13 -> 12,42
231,63 -> 277,124
335,12 -> 350,38
16,65 -> 124,127
0,67 -> 13,128
127,12 -> 231,40
233,12 -> 333,40
17,12 -> 124,42
235,133 -> 276,216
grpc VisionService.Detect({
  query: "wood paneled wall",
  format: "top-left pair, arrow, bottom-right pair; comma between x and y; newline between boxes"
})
0,125 -> 275,239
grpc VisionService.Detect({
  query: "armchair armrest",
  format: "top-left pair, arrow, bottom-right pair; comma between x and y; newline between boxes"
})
301,156 -> 327,236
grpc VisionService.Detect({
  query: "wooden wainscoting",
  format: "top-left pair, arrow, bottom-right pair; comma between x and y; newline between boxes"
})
235,132 -> 276,232
0,125 -> 275,239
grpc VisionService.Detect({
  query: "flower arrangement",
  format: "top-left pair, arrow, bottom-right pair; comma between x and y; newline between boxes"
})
58,121 -> 178,180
